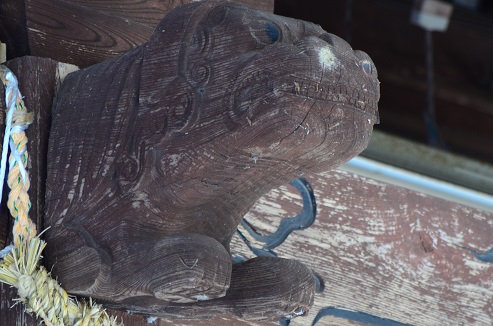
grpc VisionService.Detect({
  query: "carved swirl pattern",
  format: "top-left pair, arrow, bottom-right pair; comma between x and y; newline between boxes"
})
165,77 -> 196,131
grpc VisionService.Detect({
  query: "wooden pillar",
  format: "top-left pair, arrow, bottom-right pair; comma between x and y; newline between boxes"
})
0,56 -> 78,326
0,0 -> 30,60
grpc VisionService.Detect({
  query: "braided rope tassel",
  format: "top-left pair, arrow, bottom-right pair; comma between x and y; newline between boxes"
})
8,131 -> 36,245
0,65 -> 36,245
0,65 -> 122,326
0,238 -> 121,326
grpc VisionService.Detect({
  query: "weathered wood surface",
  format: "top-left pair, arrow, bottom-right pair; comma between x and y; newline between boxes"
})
3,165 -> 492,325
0,59 -> 490,326
102,169 -> 493,325
43,0 -> 379,321
198,169 -> 492,326
3,2 -> 490,326
26,0 -> 274,68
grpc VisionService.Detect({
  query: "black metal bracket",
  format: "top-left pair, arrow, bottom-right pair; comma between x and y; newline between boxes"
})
238,177 -> 316,256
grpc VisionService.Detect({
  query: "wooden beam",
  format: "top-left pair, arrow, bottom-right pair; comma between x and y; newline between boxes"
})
4,164 -> 491,325
227,169 -> 492,325
26,0 -> 274,68
56,0 -> 274,26
100,168 -> 493,325
26,0 -> 154,68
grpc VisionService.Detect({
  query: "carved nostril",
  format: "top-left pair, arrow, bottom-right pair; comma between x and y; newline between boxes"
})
318,33 -> 335,46
318,33 -> 353,53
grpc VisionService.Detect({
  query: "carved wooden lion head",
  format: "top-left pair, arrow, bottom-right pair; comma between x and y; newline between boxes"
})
44,0 -> 379,320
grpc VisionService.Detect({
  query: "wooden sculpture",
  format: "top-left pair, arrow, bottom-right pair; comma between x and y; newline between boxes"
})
43,0 -> 380,321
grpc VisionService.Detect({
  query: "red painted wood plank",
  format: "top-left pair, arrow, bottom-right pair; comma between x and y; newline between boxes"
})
232,170 -> 493,325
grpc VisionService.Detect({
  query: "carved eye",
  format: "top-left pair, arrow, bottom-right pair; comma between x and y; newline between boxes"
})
250,20 -> 281,45
362,60 -> 372,75
264,22 -> 280,42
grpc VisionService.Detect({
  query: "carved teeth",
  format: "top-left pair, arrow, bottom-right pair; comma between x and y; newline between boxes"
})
283,77 -> 378,114
233,73 -> 377,120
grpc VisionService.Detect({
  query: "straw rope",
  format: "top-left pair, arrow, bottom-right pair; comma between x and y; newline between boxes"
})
0,64 -> 122,326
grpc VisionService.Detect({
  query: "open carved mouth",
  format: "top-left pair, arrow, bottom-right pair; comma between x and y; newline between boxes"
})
231,72 -> 379,125
280,76 -> 379,121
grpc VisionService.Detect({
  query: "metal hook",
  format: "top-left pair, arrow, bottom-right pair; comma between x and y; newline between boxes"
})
240,177 -> 316,251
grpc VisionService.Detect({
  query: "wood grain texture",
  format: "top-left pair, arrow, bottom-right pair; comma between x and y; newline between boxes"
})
100,169 -> 493,325
43,0 -> 379,322
3,1 -> 490,326
0,62 -> 488,325
9,166 -> 493,325
26,0 -> 273,68
26,0 -> 153,68
228,170 -> 493,325
59,0 -> 274,27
